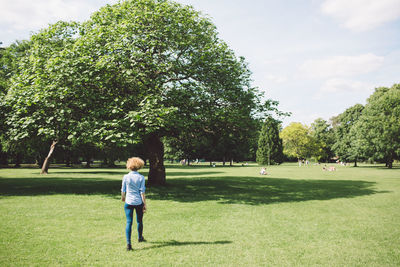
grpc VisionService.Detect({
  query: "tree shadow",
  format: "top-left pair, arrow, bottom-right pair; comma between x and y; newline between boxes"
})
0,175 -> 386,205
165,171 -> 222,177
49,171 -> 222,177
0,177 -> 121,197
146,176 -> 386,205
52,171 -> 128,175
139,240 -> 232,251
355,165 -> 400,170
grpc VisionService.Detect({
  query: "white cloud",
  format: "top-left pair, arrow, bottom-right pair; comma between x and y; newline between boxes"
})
321,0 -> 400,31
299,53 -> 384,78
264,74 -> 287,84
0,0 -> 118,31
319,78 -> 373,94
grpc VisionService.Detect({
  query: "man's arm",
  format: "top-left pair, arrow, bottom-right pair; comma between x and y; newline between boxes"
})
121,191 -> 126,202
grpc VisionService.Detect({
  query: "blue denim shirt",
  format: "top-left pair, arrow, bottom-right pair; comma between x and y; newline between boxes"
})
121,171 -> 146,205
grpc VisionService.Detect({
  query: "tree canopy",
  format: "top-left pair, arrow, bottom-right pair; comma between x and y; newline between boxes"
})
2,0 -> 276,183
331,104 -> 364,166
311,118 -> 334,162
256,117 -> 283,165
354,84 -> 400,168
280,122 -> 317,160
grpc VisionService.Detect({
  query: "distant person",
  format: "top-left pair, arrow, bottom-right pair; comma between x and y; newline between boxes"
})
260,167 -> 267,175
121,157 -> 147,251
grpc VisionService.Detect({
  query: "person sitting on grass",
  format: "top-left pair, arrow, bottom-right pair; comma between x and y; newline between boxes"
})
121,157 -> 147,251
260,167 -> 267,175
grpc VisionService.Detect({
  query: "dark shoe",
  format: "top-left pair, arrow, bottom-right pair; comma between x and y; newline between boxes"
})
138,237 -> 146,242
126,244 -> 132,251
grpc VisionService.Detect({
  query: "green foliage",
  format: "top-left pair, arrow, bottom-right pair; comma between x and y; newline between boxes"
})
280,122 -> 318,159
311,118 -> 335,162
354,84 -> 400,167
4,21 -> 80,146
256,117 -> 284,165
331,104 -> 364,165
3,0 -> 276,171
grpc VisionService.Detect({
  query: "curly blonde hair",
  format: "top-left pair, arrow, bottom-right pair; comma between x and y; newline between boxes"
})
126,157 -> 145,171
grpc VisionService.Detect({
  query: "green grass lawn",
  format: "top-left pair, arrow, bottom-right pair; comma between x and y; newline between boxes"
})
1,163 -> 399,266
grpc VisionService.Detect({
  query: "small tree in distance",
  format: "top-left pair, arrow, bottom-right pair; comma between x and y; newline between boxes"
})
280,122 -> 317,161
256,117 -> 284,165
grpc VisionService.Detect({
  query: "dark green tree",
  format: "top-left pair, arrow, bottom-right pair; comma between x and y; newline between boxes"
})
354,84 -> 400,168
331,104 -> 364,166
311,118 -> 335,162
256,117 -> 284,165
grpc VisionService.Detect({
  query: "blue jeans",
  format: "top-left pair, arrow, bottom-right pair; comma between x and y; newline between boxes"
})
124,203 -> 144,245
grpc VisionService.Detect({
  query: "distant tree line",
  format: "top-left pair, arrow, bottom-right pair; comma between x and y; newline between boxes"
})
272,84 -> 399,168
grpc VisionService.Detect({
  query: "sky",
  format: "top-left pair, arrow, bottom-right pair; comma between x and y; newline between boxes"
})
1,0 -> 400,126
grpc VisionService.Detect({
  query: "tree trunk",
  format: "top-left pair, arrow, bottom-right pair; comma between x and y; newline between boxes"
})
388,161 -> 393,169
65,157 -> 71,167
14,153 -> 22,168
85,157 -> 91,168
387,154 -> 393,169
145,134 -> 166,186
40,141 -> 57,174
230,159 -> 233,167
65,151 -> 71,167
353,158 -> 358,167
0,150 -> 8,166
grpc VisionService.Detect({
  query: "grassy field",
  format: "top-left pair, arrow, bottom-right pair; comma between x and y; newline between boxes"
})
0,163 -> 399,266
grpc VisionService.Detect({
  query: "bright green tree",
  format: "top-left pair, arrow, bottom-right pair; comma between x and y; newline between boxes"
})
280,122 -> 317,160
0,41 -> 33,166
4,21 -> 83,173
256,117 -> 283,165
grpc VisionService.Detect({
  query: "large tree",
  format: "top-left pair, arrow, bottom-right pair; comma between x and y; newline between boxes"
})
4,0 -> 274,184
354,84 -> 400,168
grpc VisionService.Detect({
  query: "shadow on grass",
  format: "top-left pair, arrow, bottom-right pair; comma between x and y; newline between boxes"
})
43,171 -> 222,177
147,176 -> 385,205
355,165 -> 400,170
140,240 -> 232,251
0,175 -> 385,205
51,171 -> 128,175
0,177 -> 121,198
